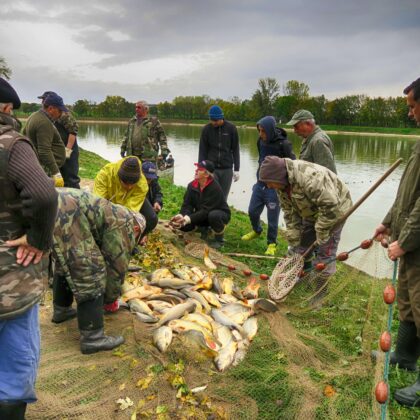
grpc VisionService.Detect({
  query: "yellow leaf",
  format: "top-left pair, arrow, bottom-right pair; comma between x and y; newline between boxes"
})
156,405 -> 168,414
323,385 -> 336,398
130,410 -> 137,420
136,375 -> 153,390
119,383 -> 126,391
137,399 -> 146,409
130,358 -> 139,369
88,365 -> 96,371
146,395 -> 156,401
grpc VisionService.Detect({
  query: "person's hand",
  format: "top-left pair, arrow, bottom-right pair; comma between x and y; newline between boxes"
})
53,173 -> 64,187
6,234 -> 44,267
170,214 -> 185,229
388,240 -> 406,261
183,215 -> 191,226
233,172 -> 240,182
104,300 -> 120,313
65,147 -> 73,159
153,202 -> 162,213
140,235 -> 148,246
373,224 -> 390,241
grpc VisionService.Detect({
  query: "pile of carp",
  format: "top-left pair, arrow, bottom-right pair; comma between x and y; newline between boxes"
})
121,265 -> 278,372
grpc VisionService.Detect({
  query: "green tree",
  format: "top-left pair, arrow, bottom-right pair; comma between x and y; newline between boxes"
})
283,80 -> 310,101
0,56 -> 12,80
251,77 -> 280,117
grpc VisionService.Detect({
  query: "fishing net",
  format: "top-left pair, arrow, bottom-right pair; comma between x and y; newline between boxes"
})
26,227 -> 418,419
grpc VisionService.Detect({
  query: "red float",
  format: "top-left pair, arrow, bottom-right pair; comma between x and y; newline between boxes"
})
315,263 -> 326,271
375,381 -> 388,404
228,265 -> 236,271
243,269 -> 252,277
383,285 -> 396,304
259,274 -> 269,281
337,252 -> 349,261
361,239 -> 373,249
379,331 -> 391,352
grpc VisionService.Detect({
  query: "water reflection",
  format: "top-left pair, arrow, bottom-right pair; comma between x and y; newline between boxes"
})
78,122 -> 417,275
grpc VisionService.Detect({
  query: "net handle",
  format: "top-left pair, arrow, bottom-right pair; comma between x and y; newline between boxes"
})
302,158 -> 403,258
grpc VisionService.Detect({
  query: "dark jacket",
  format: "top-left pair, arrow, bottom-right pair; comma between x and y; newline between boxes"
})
383,140 -> 420,266
146,179 -> 163,207
256,116 -> 295,180
180,178 -> 231,225
198,120 -> 240,171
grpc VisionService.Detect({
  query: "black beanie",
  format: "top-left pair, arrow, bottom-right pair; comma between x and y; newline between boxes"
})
118,157 -> 141,184
259,156 -> 288,185
0,78 -> 21,109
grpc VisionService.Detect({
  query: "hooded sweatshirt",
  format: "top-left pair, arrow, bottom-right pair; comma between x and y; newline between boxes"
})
256,116 -> 295,180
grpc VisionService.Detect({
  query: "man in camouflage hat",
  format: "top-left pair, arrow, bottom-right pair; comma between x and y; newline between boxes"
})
51,188 -> 146,354
287,109 -> 336,174
372,77 -> 420,408
120,100 -> 170,163
23,92 -> 67,186
38,91 -> 81,188
259,156 -> 352,281
0,78 -> 58,419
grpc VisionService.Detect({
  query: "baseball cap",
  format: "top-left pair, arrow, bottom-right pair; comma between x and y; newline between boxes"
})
38,91 -> 57,100
0,77 -> 21,109
43,93 -> 68,112
286,109 -> 314,126
195,160 -> 215,174
142,161 -> 158,179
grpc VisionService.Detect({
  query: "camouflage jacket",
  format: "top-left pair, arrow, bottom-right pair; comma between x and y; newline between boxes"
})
300,126 -> 337,174
278,159 -> 352,246
52,189 -> 138,303
383,140 -> 420,266
0,115 -> 51,320
55,112 -> 78,146
121,116 -> 170,160
22,110 -> 66,176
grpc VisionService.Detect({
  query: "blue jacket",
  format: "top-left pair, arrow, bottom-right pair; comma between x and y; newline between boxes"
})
256,116 -> 295,179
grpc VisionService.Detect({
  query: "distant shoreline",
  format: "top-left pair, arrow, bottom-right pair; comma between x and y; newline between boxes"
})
18,117 -> 419,138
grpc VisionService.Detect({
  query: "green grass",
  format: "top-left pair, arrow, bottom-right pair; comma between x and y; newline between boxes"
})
79,148 -> 419,419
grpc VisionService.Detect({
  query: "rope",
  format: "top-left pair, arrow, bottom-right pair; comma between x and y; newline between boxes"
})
380,260 -> 398,419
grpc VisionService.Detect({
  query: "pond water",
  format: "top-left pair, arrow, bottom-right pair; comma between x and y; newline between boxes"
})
77,122 -> 418,274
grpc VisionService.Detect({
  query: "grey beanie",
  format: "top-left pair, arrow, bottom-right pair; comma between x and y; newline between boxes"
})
259,156 -> 288,185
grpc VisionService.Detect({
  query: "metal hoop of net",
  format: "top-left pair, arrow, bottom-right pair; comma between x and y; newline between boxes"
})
268,254 -> 305,300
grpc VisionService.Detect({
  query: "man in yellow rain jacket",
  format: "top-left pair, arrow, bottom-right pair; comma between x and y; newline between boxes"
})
93,156 -> 157,236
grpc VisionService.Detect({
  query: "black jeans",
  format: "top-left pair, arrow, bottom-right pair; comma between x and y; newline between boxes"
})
213,168 -> 233,201
181,210 -> 230,234
140,198 -> 158,236
60,142 -> 80,188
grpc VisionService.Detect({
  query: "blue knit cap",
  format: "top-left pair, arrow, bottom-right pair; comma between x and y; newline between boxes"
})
208,105 -> 224,121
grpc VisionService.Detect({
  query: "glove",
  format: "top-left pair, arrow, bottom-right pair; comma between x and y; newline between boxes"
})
120,150 -> 125,158
65,147 -> 73,159
233,172 -> 240,182
183,215 -> 191,226
104,300 -> 119,313
53,173 -> 64,187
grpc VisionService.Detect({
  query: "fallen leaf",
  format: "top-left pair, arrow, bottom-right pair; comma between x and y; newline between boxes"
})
88,365 -> 96,371
156,405 -> 168,414
116,397 -> 134,410
323,385 -> 336,398
136,375 -> 153,390
119,383 -> 126,391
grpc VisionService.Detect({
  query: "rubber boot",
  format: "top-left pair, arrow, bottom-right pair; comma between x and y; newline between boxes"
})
198,226 -> 210,241
209,233 -> 224,250
77,295 -> 124,355
0,401 -> 27,420
371,321 -> 420,371
394,372 -> 420,407
52,274 -> 76,323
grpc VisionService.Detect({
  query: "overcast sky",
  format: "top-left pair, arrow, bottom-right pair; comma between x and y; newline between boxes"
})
2,0 -> 420,104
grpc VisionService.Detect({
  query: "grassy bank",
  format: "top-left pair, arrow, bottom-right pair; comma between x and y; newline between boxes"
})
79,148 -> 419,419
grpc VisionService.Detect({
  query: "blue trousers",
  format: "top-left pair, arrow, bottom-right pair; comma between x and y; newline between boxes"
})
60,142 -> 80,188
0,304 -> 40,403
248,182 -> 280,244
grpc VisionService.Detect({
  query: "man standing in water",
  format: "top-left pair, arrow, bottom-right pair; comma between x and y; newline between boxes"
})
120,100 -> 170,163
198,105 -> 240,201
373,77 -> 420,408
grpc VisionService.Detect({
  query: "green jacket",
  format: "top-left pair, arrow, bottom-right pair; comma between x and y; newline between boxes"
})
22,110 -> 66,176
300,126 -> 337,174
52,189 -> 137,303
278,159 -> 352,246
383,140 -> 420,266
121,115 -> 169,160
